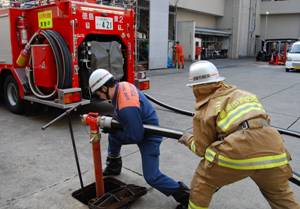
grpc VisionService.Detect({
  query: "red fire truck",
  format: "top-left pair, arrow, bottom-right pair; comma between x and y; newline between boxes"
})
0,0 -> 149,114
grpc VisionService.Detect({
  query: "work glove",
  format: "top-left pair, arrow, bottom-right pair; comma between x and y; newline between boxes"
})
178,132 -> 193,146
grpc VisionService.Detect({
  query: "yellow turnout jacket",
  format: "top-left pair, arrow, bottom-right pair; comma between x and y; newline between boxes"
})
185,82 -> 290,170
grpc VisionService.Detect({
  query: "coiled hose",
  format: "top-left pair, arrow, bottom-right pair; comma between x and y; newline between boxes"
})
27,30 -> 72,99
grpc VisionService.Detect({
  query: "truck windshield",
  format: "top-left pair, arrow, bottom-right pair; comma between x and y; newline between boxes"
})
290,44 -> 300,53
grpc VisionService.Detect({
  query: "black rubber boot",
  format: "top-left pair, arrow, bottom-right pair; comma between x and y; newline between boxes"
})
172,182 -> 190,209
103,156 -> 122,176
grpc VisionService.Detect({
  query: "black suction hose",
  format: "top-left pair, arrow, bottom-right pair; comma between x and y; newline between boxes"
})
144,93 -> 300,186
144,93 -> 194,117
144,93 -> 300,138
290,172 -> 300,187
101,116 -> 300,187
108,117 -> 183,139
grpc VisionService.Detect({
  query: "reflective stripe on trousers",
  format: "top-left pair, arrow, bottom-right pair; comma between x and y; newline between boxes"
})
189,200 -> 208,209
205,148 -> 289,170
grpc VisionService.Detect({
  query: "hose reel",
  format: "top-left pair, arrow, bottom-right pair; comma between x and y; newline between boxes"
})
26,30 -> 73,99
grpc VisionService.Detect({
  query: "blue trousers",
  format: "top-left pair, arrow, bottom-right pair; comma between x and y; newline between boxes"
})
108,134 -> 180,196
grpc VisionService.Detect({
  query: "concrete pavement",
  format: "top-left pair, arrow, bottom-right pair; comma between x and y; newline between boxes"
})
1,58 -> 300,209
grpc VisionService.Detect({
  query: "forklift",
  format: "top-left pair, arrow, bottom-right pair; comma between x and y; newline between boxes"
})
256,39 -> 297,64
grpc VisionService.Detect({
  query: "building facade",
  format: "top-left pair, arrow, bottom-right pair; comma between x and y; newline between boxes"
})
1,0 -> 299,68
145,0 -> 300,69
260,0 -> 300,40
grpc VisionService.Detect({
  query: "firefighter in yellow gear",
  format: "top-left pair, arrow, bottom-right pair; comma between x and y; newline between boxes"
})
179,60 -> 300,209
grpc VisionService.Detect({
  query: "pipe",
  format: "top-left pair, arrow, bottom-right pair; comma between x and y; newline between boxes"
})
99,116 -> 184,139
42,103 -> 84,189
42,103 -> 81,130
67,113 -> 84,189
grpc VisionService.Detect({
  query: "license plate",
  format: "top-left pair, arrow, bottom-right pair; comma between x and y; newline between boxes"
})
95,17 -> 113,30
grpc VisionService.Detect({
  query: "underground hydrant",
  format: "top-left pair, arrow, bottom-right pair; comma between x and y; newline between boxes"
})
79,113 -> 148,209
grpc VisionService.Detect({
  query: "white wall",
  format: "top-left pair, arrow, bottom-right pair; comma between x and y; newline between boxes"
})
177,8 -> 217,28
261,14 -> 300,40
170,0 -> 225,16
217,0 -> 234,30
238,0 -> 251,57
261,0 -> 300,15
177,21 -> 195,60
149,0 -> 169,69
217,0 -> 239,58
217,0 -> 259,58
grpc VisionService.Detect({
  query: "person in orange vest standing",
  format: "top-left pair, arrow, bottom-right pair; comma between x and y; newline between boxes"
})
195,42 -> 202,61
175,41 -> 185,69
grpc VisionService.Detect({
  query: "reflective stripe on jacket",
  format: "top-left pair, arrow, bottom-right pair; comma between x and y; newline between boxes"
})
205,148 -> 289,170
216,95 -> 265,132
185,82 -> 290,169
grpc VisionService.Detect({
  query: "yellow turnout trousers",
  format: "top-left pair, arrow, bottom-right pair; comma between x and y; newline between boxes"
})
189,159 -> 300,209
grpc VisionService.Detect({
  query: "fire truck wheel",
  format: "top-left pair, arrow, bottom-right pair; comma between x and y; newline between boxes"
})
3,75 -> 24,114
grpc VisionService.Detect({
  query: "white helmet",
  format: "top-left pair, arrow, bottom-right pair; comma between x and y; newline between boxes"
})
187,61 -> 225,87
89,69 -> 113,93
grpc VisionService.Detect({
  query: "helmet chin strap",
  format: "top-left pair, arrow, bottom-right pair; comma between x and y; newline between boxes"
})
104,86 -> 110,100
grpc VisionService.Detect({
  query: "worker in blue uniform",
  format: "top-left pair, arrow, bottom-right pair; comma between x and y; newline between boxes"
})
89,69 -> 189,208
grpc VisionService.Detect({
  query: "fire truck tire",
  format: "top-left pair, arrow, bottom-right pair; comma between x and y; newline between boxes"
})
3,75 -> 24,114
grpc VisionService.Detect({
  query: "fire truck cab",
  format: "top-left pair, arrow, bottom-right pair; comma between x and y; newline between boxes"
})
0,0 -> 149,114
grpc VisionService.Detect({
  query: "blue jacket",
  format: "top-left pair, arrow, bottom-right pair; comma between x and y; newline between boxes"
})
111,82 -> 161,144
